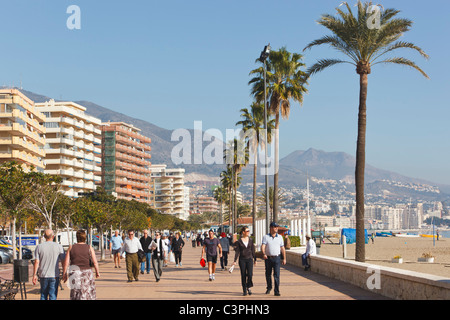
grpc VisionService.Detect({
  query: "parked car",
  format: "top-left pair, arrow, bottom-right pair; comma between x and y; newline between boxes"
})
0,247 -> 13,264
0,239 -> 33,259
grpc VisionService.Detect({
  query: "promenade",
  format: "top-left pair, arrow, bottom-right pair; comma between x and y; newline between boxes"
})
11,243 -> 387,301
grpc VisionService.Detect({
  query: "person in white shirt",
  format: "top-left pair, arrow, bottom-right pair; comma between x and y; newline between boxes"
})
150,232 -> 164,282
302,234 -> 317,271
122,230 -> 143,282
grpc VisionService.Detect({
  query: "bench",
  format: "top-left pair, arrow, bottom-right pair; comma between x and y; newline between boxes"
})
0,279 -> 19,300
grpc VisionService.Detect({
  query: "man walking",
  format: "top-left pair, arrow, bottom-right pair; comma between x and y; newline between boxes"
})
110,230 -> 123,268
201,229 -> 222,281
260,222 -> 286,296
32,229 -> 65,300
150,232 -> 164,282
122,230 -> 143,283
139,230 -> 152,274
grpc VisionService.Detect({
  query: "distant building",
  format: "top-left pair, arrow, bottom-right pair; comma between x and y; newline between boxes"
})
0,89 -> 46,171
36,99 -> 102,197
100,122 -> 152,204
151,164 -> 186,219
190,195 -> 219,214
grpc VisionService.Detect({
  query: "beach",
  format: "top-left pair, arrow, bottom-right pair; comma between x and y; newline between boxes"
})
318,236 -> 450,278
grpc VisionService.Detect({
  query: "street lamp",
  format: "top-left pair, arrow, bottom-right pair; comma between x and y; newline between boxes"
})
259,43 -> 271,234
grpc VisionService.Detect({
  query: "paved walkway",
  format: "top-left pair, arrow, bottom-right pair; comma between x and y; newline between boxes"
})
14,244 -> 386,301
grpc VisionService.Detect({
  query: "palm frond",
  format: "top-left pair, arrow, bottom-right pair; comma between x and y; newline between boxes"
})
307,59 -> 354,76
373,57 -> 430,79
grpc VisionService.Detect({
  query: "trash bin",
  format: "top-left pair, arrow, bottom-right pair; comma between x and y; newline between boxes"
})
13,259 -> 29,283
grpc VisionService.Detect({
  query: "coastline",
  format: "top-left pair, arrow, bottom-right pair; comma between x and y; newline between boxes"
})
318,236 -> 450,278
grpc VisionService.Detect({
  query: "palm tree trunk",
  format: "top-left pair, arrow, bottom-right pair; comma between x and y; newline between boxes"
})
273,114 -> 280,223
252,153 -> 257,236
234,169 -> 238,233
355,73 -> 368,263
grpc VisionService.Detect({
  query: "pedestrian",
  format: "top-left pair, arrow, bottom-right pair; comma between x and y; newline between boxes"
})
171,232 -> 185,267
232,227 -> 257,296
149,231 -> 164,282
32,229 -> 65,300
162,235 -> 169,267
62,229 -> 100,300
371,233 -> 375,244
110,230 -> 123,268
260,222 -> 286,296
122,230 -> 143,282
192,231 -> 196,248
139,230 -> 152,274
302,234 -> 317,271
219,232 -> 230,270
201,229 -> 222,281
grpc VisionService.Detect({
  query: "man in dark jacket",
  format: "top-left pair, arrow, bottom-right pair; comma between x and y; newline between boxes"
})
139,230 -> 152,274
150,232 -> 164,282
171,232 -> 185,267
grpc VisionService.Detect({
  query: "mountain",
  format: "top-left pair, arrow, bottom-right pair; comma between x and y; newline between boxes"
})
18,88 -> 450,200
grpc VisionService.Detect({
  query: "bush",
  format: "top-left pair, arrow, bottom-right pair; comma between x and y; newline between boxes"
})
289,236 -> 301,247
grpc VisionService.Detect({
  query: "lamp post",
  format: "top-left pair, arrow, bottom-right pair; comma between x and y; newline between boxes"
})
259,43 -> 271,234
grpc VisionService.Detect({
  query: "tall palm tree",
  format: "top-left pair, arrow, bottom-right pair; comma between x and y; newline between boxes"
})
220,167 -> 233,231
223,138 -> 248,233
213,186 -> 228,232
236,102 -> 276,237
249,47 -> 308,223
304,1 -> 429,262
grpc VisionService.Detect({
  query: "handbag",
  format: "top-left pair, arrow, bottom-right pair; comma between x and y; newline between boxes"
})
200,258 -> 206,267
169,251 -> 175,263
137,249 -> 146,263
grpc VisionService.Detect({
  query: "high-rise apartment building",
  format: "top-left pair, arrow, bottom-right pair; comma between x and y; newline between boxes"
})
101,122 -> 152,204
150,164 -> 186,219
36,100 -> 102,197
0,89 -> 46,171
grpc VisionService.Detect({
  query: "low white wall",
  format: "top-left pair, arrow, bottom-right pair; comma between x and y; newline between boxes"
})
286,249 -> 450,300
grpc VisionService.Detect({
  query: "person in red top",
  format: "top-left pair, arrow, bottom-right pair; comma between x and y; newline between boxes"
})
201,229 -> 222,281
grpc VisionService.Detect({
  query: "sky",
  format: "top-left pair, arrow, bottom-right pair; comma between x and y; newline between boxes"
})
1,0 -> 449,185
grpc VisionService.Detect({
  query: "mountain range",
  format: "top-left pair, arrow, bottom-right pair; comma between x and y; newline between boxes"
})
18,88 -> 450,200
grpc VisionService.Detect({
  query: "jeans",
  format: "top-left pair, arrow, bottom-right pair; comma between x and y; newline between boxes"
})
220,251 -> 229,269
140,252 -> 152,273
302,253 -> 309,267
40,277 -> 59,300
265,256 -> 281,294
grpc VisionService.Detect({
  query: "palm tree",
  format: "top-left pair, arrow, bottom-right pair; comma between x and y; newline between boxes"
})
249,47 -> 308,223
213,186 -> 228,232
236,102 -> 276,238
223,139 -> 248,233
220,167 -> 233,231
303,1 -> 429,262
257,186 -> 286,221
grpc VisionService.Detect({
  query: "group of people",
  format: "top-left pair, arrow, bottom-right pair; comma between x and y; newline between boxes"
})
32,223 -> 317,300
32,229 -> 100,300
110,230 -> 185,283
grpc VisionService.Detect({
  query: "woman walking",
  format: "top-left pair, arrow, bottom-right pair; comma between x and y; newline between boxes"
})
232,227 -> 257,296
62,230 -> 100,300
171,232 -> 185,267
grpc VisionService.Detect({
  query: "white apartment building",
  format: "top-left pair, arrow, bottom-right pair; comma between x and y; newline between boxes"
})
36,100 -> 102,198
150,164 -> 187,219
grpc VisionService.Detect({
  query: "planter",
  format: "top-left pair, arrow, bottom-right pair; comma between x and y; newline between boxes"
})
392,258 -> 403,264
418,257 -> 434,263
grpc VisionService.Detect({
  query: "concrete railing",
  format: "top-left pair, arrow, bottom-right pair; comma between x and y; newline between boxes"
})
285,248 -> 450,300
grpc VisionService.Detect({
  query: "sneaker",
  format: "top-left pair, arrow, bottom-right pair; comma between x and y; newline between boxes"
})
209,275 -> 213,281
180,263 -> 182,266
175,264 -> 179,267
212,274 -> 215,281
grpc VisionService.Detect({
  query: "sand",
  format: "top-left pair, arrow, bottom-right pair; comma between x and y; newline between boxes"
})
318,236 -> 450,278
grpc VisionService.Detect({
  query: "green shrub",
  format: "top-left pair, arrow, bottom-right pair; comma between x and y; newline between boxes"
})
289,236 -> 301,247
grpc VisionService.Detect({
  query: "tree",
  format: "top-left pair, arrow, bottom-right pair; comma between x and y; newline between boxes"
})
236,102 -> 275,238
213,186 -> 228,231
249,47 -> 308,223
304,1 -> 429,262
26,172 -> 63,229
258,186 -> 286,221
0,161 -> 33,259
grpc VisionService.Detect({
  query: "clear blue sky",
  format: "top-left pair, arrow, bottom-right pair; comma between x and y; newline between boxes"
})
1,0 -> 449,185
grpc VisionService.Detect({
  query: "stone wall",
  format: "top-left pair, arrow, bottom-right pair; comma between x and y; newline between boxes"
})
286,249 -> 450,300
